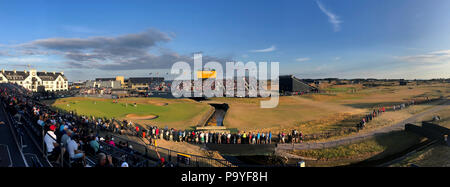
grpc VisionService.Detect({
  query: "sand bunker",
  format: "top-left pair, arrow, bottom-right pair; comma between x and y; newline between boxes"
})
126,114 -> 158,120
146,101 -> 169,106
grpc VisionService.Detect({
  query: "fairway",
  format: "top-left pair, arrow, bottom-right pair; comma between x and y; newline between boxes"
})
47,97 -> 212,129
209,84 -> 450,134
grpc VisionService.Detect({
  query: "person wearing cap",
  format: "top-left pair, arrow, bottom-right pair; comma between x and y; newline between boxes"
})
44,125 -> 59,155
159,157 -> 166,167
121,162 -> 129,167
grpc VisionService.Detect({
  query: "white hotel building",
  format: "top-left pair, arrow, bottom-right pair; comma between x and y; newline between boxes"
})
0,69 -> 68,92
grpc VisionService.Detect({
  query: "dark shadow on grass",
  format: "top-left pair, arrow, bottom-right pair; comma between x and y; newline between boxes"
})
344,131 -> 426,167
344,102 -> 407,109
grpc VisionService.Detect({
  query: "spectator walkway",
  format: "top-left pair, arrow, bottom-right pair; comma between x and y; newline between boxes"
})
277,98 -> 450,151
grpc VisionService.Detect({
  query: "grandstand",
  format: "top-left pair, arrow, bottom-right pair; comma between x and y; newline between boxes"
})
0,83 -> 232,167
279,75 -> 318,95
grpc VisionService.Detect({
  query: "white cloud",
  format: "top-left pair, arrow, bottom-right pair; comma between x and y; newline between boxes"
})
334,57 -> 341,61
316,0 -> 342,32
295,57 -> 310,62
62,25 -> 100,34
250,45 -> 276,53
395,49 -> 450,64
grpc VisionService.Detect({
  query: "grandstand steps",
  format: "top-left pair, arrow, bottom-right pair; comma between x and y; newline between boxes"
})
0,104 -> 27,167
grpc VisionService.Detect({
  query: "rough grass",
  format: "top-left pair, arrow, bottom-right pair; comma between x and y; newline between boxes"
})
47,97 -> 212,129
290,131 -> 425,166
392,145 -> 450,167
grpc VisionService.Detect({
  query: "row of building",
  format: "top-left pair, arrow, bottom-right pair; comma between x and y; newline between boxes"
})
80,76 -> 167,91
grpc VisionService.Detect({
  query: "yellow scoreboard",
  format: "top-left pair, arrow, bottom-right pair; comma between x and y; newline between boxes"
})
197,71 -> 216,79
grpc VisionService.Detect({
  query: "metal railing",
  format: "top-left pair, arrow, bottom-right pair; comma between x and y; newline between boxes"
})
103,133 -> 233,167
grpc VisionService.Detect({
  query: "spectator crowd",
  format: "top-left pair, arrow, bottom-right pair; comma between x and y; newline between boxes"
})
0,83 -> 154,167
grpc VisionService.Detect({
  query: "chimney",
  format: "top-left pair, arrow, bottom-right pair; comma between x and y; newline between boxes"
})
60,71 -> 64,75
13,69 -> 16,73
44,71 -> 47,74
1,69 -> 4,74
53,72 -> 56,75
24,70 -> 27,73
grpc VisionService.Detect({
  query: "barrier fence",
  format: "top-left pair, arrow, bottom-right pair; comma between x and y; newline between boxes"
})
103,133 -> 233,167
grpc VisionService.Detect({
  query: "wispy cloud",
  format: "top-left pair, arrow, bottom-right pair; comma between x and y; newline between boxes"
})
395,50 -> 450,64
250,45 -> 276,53
2,57 -> 45,63
295,57 -> 310,62
0,50 -> 10,56
316,0 -> 342,32
62,25 -> 100,34
334,57 -> 341,61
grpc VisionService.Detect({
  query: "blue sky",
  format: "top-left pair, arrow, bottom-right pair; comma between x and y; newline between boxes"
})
0,0 -> 449,81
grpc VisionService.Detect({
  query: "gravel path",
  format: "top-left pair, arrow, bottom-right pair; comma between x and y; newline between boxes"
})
277,99 -> 450,150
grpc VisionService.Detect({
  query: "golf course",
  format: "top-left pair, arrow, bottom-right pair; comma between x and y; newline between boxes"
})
47,83 -> 449,135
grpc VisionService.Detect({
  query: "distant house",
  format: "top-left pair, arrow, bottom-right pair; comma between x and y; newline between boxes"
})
399,80 -> 408,86
0,69 -> 68,92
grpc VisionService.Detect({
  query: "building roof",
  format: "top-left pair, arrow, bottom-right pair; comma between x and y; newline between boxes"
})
1,71 -> 29,81
37,72 -> 67,81
128,77 -> 164,84
96,78 -> 116,82
0,70 -> 67,81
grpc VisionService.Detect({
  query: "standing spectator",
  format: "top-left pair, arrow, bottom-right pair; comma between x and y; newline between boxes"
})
268,132 -> 272,144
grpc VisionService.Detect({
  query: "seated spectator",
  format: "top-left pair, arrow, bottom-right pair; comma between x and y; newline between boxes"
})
61,129 -> 72,147
67,135 -> 86,166
89,136 -> 100,153
37,117 -> 45,127
109,137 -> 116,147
96,153 -> 114,168
44,125 -> 59,155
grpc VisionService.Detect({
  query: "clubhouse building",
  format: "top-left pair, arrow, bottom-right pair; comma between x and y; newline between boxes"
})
0,69 -> 68,92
